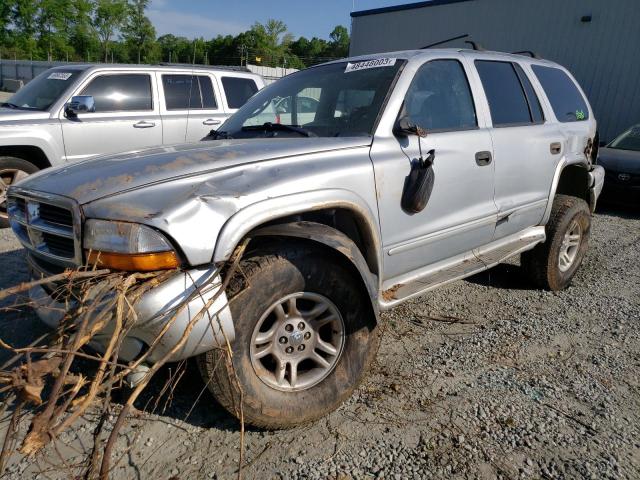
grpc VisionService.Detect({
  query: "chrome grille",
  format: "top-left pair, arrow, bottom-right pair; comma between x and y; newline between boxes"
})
7,189 -> 82,269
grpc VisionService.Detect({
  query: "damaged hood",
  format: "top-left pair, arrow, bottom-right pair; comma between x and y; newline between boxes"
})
13,137 -> 371,204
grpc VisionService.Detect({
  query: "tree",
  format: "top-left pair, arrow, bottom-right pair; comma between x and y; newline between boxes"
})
0,0 -> 15,45
69,0 -> 100,61
37,0 -> 74,60
328,25 -> 349,58
94,0 -> 127,62
122,0 -> 156,63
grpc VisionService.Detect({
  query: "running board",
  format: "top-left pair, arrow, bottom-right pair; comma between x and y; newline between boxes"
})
379,226 -> 546,309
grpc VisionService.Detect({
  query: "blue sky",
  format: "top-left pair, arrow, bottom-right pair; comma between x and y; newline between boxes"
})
148,0 -> 412,40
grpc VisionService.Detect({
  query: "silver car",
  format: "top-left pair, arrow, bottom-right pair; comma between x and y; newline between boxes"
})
8,48 -> 604,428
0,64 -> 265,226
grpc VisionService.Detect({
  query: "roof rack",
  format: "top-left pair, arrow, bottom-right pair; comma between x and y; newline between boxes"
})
511,50 -> 542,59
421,34 -> 469,49
464,40 -> 486,51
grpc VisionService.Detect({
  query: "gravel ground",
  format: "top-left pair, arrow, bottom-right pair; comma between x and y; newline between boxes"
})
0,204 -> 638,479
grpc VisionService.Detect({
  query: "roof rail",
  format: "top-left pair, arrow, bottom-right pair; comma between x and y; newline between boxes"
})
464,40 -> 486,51
156,62 -> 251,72
511,50 -> 542,59
421,34 -> 469,49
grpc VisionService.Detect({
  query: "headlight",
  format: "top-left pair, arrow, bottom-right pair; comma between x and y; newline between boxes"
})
83,220 -> 180,271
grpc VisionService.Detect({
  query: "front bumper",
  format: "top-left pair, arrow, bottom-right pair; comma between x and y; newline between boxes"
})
30,266 -> 235,363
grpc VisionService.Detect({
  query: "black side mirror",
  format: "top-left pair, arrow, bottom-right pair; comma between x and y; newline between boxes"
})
393,116 -> 427,137
65,95 -> 95,117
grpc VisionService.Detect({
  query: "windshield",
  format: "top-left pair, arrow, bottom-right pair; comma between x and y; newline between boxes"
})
608,125 -> 640,152
5,69 -> 83,111
219,59 -> 405,139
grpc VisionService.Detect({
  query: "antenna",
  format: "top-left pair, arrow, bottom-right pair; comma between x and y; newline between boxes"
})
464,40 -> 486,51
421,34 -> 469,49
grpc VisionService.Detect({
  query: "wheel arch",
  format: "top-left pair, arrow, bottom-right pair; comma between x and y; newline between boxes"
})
0,145 -> 52,170
213,189 -> 382,278
542,159 -> 594,224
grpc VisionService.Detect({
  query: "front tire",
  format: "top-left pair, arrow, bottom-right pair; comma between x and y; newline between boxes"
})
198,242 -> 380,429
522,194 -> 591,291
0,156 -> 39,228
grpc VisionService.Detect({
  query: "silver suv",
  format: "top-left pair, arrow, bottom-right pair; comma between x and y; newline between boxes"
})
8,49 -> 604,428
0,64 -> 265,225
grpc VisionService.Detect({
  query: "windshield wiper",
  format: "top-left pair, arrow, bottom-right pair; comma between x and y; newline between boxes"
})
1,102 -> 39,111
206,129 -> 234,140
241,122 -> 317,137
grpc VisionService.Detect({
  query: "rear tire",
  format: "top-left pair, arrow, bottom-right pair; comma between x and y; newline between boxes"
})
0,156 -> 39,228
522,194 -> 591,291
197,242 -> 380,429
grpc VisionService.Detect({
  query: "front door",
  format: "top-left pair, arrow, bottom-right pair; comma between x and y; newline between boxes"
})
60,72 -> 162,161
371,58 -> 497,284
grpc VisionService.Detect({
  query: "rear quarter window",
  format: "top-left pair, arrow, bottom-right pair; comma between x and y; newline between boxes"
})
221,77 -> 259,109
531,65 -> 589,122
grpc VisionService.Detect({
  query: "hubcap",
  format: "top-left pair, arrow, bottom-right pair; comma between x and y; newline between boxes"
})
250,292 -> 345,392
0,169 -> 29,220
558,219 -> 582,272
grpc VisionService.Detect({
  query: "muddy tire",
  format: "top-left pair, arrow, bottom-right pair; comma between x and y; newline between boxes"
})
0,156 -> 39,228
522,194 -> 591,291
197,242 -> 380,429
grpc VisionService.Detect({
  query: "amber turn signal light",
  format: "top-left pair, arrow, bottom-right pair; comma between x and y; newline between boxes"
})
86,250 -> 180,272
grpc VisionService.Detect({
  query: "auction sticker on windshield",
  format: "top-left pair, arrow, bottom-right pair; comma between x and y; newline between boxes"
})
345,58 -> 397,73
47,72 -> 73,81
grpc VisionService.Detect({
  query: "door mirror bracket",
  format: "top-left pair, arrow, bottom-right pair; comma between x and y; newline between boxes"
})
393,116 -> 427,138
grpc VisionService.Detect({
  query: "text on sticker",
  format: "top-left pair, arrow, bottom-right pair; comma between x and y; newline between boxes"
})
48,72 -> 73,81
345,58 -> 397,73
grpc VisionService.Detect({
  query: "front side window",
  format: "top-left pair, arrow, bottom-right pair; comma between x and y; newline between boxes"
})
221,77 -> 259,109
162,74 -> 217,110
81,74 -> 152,112
220,60 -> 405,138
608,125 -> 640,151
532,65 -> 589,122
476,60 -> 533,126
403,59 -> 477,131
5,69 -> 83,111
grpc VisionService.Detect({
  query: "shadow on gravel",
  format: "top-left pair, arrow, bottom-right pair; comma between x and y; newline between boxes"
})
465,263 -> 533,290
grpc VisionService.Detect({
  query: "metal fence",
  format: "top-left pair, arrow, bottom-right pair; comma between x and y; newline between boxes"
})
0,59 -> 298,91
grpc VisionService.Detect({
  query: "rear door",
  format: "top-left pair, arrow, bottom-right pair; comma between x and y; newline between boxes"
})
473,58 -> 560,239
60,71 -> 162,161
371,57 -> 497,282
158,72 -> 226,144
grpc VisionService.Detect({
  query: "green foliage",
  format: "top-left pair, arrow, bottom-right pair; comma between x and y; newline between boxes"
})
1,1 -> 350,68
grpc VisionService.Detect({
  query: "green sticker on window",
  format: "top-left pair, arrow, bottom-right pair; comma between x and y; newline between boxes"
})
575,110 -> 585,120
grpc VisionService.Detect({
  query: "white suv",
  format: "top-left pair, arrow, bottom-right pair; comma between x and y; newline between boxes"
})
0,64 -> 265,225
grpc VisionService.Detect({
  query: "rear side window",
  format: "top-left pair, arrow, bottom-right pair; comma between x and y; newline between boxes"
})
404,59 -> 477,131
514,64 -> 544,123
532,65 -> 589,122
81,74 -> 152,112
162,74 -> 217,110
221,77 -> 258,109
475,61 -> 532,126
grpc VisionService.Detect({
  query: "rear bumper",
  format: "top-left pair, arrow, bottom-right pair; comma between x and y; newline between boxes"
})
30,266 -> 234,363
589,165 -> 605,212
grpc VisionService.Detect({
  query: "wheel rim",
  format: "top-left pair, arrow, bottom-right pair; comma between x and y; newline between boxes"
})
558,219 -> 582,273
250,292 -> 345,392
0,168 -> 29,220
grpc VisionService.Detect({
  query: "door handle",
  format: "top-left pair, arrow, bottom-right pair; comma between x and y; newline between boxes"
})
133,121 -> 156,128
203,118 -> 222,126
475,151 -> 492,166
550,142 -> 562,155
